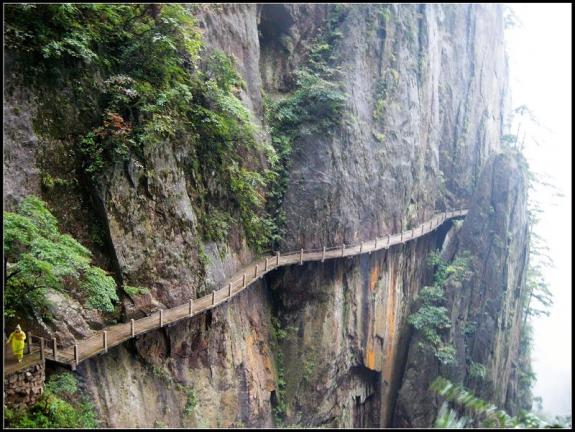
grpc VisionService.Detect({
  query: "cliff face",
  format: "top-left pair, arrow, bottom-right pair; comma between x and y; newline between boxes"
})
4,4 -> 527,428
392,152 -> 529,427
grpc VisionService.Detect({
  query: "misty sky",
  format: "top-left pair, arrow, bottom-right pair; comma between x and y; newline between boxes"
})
505,3 -> 572,417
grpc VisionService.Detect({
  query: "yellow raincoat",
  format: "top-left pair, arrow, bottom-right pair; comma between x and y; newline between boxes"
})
7,327 -> 26,362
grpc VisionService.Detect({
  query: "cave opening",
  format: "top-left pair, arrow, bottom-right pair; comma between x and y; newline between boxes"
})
258,4 -> 294,51
257,4 -> 295,93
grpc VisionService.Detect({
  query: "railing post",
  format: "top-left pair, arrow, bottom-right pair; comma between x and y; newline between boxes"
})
411,228 -> 414,238
322,246 -> 326,262
39,337 -> 45,361
254,264 -> 258,278
341,243 -> 345,257
300,248 -> 303,265
276,251 -> 280,266
131,319 -> 135,337
53,337 -> 57,360
74,344 -> 79,368
360,241 -> 363,253
160,309 -> 164,327
212,291 -> 216,305
103,331 -> 108,353
387,234 -> 390,247
242,273 -> 246,287
374,238 -> 377,250
422,224 -> 424,234
265,258 -> 268,271
400,231 -> 403,242
228,282 -> 232,299
26,335 -> 32,354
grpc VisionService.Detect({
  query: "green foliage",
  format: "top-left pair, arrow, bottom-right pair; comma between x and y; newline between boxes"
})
154,419 -> 168,428
372,68 -> 399,121
5,372 -> 98,428
468,361 -> 487,380
430,376 -> 567,428
123,283 -> 150,297
184,387 -> 198,416
45,372 -> 78,395
427,250 -> 473,286
205,50 -> 245,92
434,402 -> 468,428
408,251 -> 472,365
6,4 -> 279,254
270,315 -> 288,426
302,352 -> 317,384
41,173 -> 74,190
262,6 -> 348,250
199,208 -> 233,243
150,364 -> 173,384
4,196 -> 119,320
463,321 -> 477,337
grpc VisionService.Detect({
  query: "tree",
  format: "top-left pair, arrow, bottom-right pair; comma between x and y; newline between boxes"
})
3,196 -> 119,320
430,376 -> 570,428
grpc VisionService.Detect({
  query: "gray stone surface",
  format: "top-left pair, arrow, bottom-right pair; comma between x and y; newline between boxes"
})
3,4 -> 528,428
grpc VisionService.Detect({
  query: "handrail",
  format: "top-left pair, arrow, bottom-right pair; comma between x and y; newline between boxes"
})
13,209 -> 467,370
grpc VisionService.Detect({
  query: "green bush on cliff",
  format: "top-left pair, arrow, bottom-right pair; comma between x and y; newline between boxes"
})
468,361 -> 488,381
3,196 -> 119,320
408,251 -> 472,366
6,4 -> 278,254
5,372 -> 98,428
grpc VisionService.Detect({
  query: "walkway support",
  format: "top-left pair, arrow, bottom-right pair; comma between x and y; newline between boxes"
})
16,208 -> 467,371
53,338 -> 57,360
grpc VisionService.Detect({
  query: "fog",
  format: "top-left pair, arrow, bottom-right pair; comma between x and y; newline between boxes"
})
505,3 -> 572,418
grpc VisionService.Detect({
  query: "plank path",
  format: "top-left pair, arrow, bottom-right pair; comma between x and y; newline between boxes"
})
12,209 -> 467,371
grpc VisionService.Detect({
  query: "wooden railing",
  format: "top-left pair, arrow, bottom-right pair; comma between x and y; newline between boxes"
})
10,209 -> 467,370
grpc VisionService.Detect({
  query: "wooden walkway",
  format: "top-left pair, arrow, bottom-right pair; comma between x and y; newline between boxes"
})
11,209 -> 467,371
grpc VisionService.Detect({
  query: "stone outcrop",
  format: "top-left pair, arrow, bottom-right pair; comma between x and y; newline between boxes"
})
4,363 -> 46,410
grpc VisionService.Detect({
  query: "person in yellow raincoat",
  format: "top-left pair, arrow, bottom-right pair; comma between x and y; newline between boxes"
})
7,325 -> 26,363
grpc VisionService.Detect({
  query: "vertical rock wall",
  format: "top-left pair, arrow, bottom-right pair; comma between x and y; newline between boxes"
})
3,4 -> 524,428
392,152 -> 529,427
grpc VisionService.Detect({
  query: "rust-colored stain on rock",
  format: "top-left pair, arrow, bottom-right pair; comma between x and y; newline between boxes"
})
366,348 -> 376,370
369,262 -> 380,291
383,260 -> 398,383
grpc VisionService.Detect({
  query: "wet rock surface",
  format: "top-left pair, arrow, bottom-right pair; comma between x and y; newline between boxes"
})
3,4 -> 528,428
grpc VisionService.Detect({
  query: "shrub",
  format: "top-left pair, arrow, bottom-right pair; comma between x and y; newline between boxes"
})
123,284 -> 150,297
408,251 -> 472,365
468,361 -> 487,380
184,388 -> 198,416
4,196 -> 119,319
5,372 -> 98,428
6,4 -> 279,254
